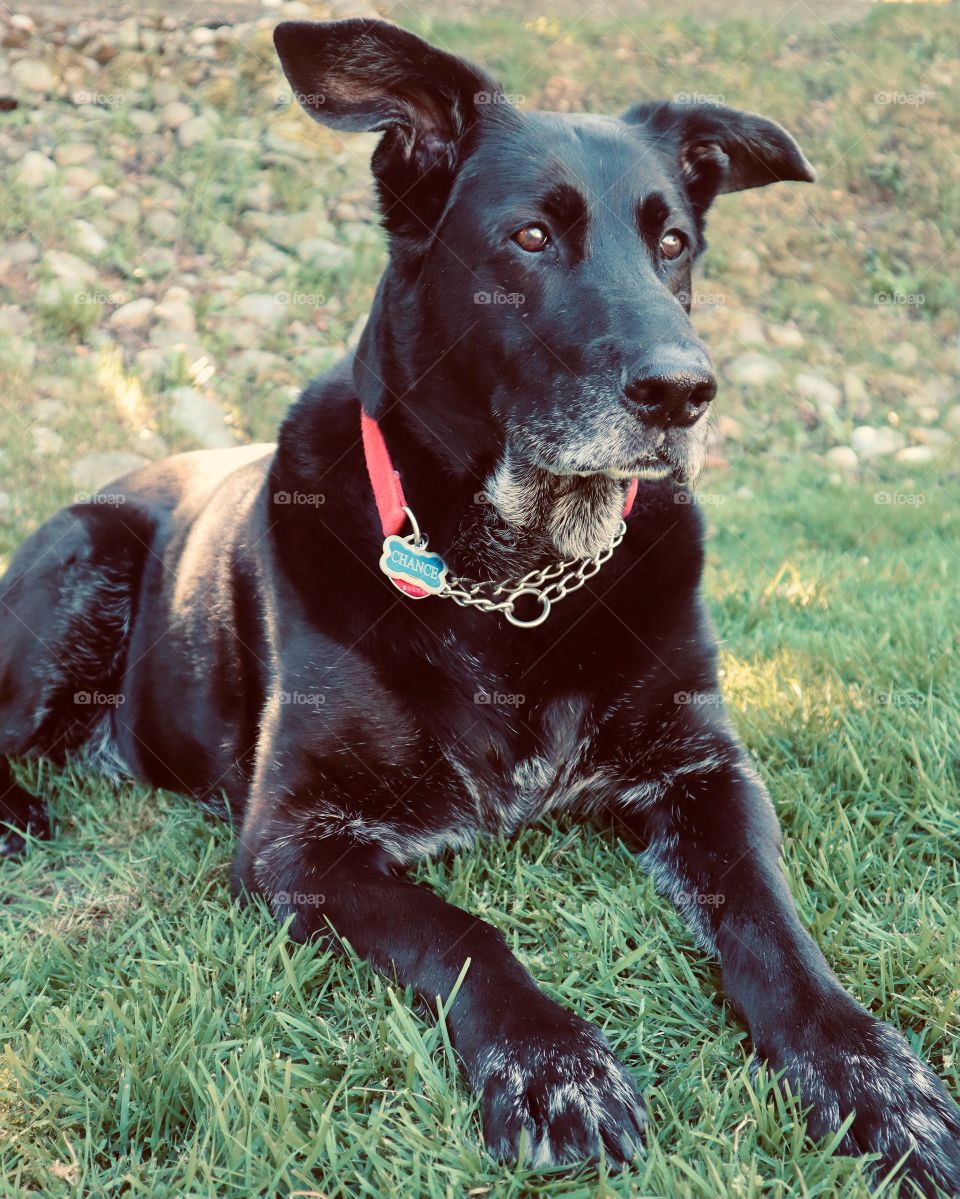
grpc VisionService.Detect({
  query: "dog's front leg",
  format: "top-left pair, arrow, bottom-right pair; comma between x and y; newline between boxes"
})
236,802 -> 645,1166
609,734 -> 960,1195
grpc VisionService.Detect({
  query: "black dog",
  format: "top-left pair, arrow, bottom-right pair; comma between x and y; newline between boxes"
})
2,18 -> 958,1192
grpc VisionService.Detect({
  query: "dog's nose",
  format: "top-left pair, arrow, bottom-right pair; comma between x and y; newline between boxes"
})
623,356 -> 717,428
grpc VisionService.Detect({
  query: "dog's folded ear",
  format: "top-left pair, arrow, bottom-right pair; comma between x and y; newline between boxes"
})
274,19 -> 506,241
622,100 -> 814,214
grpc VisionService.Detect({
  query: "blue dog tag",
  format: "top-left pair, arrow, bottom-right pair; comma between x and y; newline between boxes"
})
379,535 -> 448,599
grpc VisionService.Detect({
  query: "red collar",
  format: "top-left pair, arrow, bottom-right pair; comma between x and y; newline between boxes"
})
360,408 -> 637,538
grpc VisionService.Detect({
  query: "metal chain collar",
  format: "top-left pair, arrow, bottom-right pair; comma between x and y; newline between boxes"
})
400,506 -> 627,629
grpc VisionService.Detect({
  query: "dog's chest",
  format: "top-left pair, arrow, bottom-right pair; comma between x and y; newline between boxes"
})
446,693 -> 614,834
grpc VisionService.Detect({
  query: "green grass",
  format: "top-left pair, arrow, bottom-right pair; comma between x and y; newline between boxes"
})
1,462 -> 957,1199
2,0 -> 959,1195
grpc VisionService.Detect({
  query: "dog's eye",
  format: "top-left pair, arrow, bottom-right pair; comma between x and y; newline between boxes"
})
512,225 -> 549,252
659,230 -> 686,260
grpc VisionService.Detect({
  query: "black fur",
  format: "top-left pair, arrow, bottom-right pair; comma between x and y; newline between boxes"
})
1,19 -> 957,1193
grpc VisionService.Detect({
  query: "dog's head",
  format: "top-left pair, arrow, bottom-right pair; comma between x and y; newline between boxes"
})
275,19 -> 813,495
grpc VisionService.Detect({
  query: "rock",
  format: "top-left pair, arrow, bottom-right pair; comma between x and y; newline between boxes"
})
942,404 -> 960,434
107,194 -> 141,225
69,218 -> 108,257
0,491 -> 11,515
17,150 -> 56,187
32,426 -> 64,456
54,142 -> 96,166
109,297 -> 156,330
297,236 -> 351,270
169,386 -> 236,449
144,209 -> 179,241
43,249 -> 96,289
850,425 -> 905,459
728,352 -> 782,388
11,58 -> 55,93
61,169 -> 99,196
32,398 -> 65,422
128,109 -> 160,135
895,445 -> 933,465
892,341 -> 919,370
732,313 -> 766,346
70,452 -> 149,494
177,115 -> 215,147
131,428 -> 170,458
159,101 -> 194,129
910,428 -> 951,448
825,446 -> 859,473
843,369 -> 869,406
0,240 -> 39,265
767,323 -> 804,348
237,292 -> 285,325
794,372 -> 841,409
735,247 -> 761,274
154,288 -> 195,333
235,348 -> 286,376
0,305 -> 30,336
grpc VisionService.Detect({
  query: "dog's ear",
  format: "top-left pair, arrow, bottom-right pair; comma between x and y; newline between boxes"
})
622,100 -> 814,217
274,19 -> 505,241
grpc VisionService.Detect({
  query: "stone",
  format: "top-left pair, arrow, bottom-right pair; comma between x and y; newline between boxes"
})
43,249 -> 96,288
297,236 -> 351,270
732,313 -> 766,346
109,297 -> 156,330
168,386 -> 236,449
768,323 -> 805,349
32,426 -> 64,456
54,142 -> 96,166
895,445 -> 934,465
69,218 -> 108,257
892,341 -> 919,370
159,101 -> 193,130
825,446 -> 859,473
11,58 -> 55,93
850,425 -> 905,459
728,352 -> 782,388
177,115 -> 215,148
154,289 -> 195,333
16,150 -> 56,187
0,305 -> 30,335
70,452 -> 149,494
843,369 -> 869,406
942,404 -> 960,434
794,372 -> 841,409
236,292 -> 285,324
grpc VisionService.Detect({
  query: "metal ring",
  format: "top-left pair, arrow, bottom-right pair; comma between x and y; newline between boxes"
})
401,505 -> 423,546
503,588 -> 552,628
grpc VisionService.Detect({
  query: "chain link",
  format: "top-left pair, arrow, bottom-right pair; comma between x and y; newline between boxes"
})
433,519 -> 628,628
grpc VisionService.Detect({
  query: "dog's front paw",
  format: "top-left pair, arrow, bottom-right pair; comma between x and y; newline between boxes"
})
760,1003 -> 960,1197
472,1015 -> 646,1167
